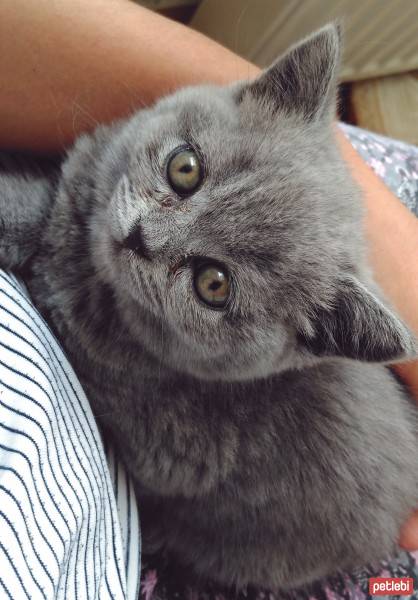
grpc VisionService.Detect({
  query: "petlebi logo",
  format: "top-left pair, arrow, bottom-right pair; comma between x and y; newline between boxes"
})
369,577 -> 414,596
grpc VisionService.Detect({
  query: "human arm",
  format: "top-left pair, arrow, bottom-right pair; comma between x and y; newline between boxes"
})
0,0 -> 258,152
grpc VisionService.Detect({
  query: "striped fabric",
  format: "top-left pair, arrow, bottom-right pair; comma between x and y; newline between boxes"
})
0,270 -> 141,600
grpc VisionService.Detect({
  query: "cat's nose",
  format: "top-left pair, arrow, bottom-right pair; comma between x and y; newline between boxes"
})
123,223 -> 151,260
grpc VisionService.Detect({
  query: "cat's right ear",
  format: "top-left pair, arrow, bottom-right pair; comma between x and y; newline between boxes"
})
238,23 -> 341,122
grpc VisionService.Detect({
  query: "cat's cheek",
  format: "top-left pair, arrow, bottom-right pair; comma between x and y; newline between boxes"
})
163,269 -> 290,379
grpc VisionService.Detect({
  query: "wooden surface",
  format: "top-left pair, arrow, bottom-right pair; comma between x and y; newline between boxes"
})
350,71 -> 418,145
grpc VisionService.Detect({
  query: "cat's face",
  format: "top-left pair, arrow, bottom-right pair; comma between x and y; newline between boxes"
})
91,24 -> 414,380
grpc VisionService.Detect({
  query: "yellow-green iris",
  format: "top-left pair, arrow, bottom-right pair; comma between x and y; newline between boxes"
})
194,264 -> 230,308
167,147 -> 202,196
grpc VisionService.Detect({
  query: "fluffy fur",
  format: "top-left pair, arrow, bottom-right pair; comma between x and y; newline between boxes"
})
1,24 -> 418,590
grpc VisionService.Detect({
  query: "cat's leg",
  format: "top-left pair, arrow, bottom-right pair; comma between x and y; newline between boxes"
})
0,152 -> 58,270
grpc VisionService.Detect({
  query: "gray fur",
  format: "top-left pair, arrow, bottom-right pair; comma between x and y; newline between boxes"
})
1,24 -> 418,590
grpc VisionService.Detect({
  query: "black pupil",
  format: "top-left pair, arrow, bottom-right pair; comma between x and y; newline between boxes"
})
180,164 -> 193,173
209,280 -> 221,291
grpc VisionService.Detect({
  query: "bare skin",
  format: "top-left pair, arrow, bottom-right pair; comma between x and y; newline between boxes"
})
1,0 -> 418,549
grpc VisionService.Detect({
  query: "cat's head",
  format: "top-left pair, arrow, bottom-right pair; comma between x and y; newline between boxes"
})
90,24 -> 415,380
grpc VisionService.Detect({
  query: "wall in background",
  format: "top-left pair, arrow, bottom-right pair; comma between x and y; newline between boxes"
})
191,0 -> 418,82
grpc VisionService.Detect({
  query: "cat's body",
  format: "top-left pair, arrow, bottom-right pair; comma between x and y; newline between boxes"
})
1,25 -> 418,591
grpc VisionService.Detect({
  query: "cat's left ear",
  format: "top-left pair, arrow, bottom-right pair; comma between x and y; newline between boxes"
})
299,275 -> 416,363
241,23 -> 341,122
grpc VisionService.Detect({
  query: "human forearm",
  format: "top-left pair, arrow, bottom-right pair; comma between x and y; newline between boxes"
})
337,130 -> 418,332
0,0 -> 258,151
337,130 -> 418,393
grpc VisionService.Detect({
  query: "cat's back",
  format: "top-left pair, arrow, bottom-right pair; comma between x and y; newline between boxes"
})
228,360 -> 418,494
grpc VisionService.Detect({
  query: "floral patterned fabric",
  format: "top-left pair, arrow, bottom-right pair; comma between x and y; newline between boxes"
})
340,123 -> 418,215
140,125 -> 418,600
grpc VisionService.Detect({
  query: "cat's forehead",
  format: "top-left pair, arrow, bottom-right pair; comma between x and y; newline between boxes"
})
158,86 -> 323,174
155,84 -> 239,129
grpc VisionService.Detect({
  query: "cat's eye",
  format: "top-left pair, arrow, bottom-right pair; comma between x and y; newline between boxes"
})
194,264 -> 230,309
167,147 -> 202,196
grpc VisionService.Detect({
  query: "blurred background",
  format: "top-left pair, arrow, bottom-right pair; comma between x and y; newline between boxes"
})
137,0 -> 418,145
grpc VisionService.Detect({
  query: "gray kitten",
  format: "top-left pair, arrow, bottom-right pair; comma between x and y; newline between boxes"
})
1,24 -> 418,591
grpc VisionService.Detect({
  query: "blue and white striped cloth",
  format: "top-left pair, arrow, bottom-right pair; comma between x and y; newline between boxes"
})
0,270 -> 141,600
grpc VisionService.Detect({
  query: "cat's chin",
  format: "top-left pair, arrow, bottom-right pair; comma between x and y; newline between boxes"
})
166,351 -> 294,383
167,344 -> 324,383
